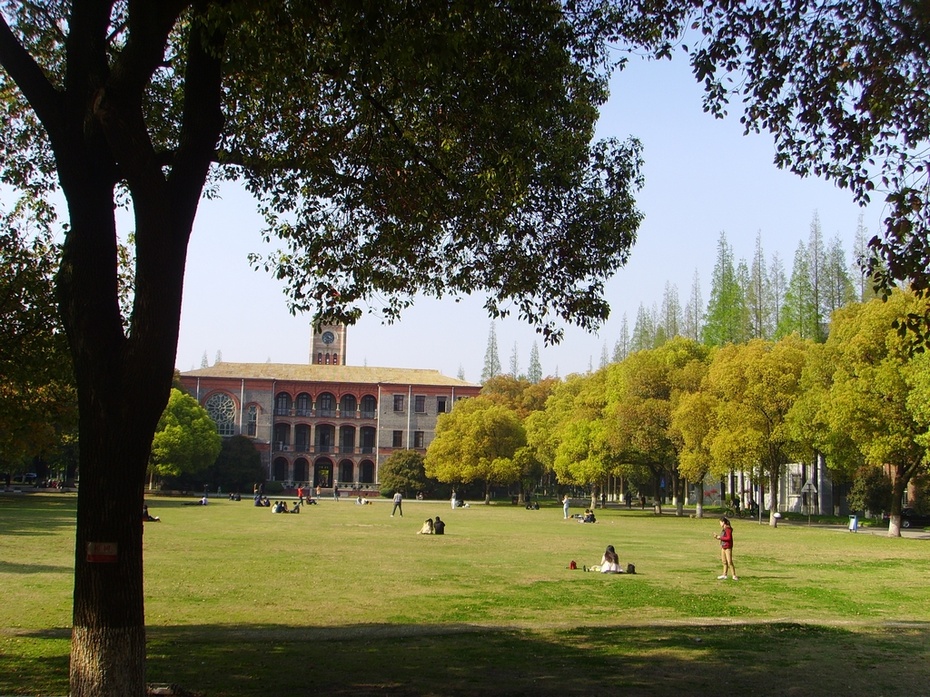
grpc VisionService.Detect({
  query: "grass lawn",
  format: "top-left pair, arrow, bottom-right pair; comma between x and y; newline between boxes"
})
1,493 -> 929,696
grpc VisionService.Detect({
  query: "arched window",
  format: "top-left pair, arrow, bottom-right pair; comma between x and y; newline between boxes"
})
340,425 -> 356,453
360,394 -> 377,419
339,460 -> 354,483
275,392 -> 292,416
359,460 -> 375,484
316,424 -> 335,453
295,424 -> 311,452
295,393 -> 312,416
246,404 -> 257,437
317,392 -> 335,417
272,458 -> 288,481
273,423 -> 290,451
360,426 -> 376,454
340,394 -> 357,415
205,393 -> 236,436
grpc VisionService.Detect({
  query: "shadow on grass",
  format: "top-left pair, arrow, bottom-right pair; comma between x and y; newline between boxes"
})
143,621 -> 930,696
5,621 -> 921,697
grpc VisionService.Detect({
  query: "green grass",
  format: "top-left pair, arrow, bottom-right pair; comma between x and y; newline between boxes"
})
2,493 -> 929,695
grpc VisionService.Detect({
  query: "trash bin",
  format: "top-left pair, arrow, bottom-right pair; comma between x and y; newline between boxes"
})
848,515 -> 858,532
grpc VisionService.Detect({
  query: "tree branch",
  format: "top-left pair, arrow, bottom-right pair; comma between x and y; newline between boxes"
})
0,14 -> 64,139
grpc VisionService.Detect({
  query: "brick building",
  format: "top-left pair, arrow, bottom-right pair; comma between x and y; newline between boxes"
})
178,326 -> 480,490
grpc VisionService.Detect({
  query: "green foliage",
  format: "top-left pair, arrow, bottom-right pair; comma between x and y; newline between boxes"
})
661,1 -> 930,308
378,450 -> 435,498
817,292 -> 930,522
0,223 -> 76,465
425,397 -> 525,502
150,389 -> 222,483
846,467 -> 893,516
703,232 -> 746,346
207,435 -> 265,494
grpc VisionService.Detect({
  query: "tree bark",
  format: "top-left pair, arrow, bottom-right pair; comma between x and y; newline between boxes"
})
767,463 -> 781,527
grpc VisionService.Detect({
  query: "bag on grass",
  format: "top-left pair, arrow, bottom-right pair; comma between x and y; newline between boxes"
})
626,563 -> 635,574
569,560 -> 577,570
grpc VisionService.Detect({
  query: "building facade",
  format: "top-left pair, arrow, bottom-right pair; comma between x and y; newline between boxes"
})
179,361 -> 480,489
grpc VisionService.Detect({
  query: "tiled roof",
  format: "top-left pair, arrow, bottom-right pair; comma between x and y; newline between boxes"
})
181,362 -> 479,388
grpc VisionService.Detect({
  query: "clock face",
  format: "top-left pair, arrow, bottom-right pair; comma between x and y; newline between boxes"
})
322,331 -> 335,345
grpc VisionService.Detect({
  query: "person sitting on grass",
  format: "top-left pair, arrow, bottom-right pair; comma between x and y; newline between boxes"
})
142,503 -> 160,522
590,545 -> 621,573
433,516 -> 445,535
417,518 -> 434,534
579,509 -> 596,523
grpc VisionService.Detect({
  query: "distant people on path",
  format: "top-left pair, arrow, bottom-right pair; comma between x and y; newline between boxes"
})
316,484 -> 322,498
417,518 -> 434,534
391,491 -> 403,517
562,494 -> 570,519
433,516 -> 445,534
639,494 -> 646,510
624,490 -> 632,508
451,489 -> 457,510
715,516 -> 738,580
333,485 -> 340,501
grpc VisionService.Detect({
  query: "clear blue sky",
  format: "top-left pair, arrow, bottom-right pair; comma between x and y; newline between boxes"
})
175,55 -> 885,382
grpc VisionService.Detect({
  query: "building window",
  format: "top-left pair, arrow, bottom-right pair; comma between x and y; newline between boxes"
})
437,396 -> 448,414
392,430 -> 403,448
295,393 -> 311,416
275,392 -> 291,416
360,395 -> 377,418
205,393 -> 236,436
247,405 -> 257,437
318,393 -> 335,417
393,394 -> 405,412
414,395 -> 426,413
413,431 -> 424,448
340,394 -> 357,415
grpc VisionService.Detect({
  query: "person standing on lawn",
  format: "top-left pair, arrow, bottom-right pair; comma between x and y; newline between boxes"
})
391,490 -> 403,517
714,516 -> 738,580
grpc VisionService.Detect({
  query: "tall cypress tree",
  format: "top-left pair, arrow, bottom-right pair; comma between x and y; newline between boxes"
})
682,269 -> 704,342
481,323 -> 502,383
612,313 -> 631,362
704,232 -> 745,346
527,342 -> 542,384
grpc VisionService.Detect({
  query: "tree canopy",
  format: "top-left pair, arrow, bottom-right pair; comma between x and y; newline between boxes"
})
378,449 -> 435,499
149,388 -> 221,486
0,2 -> 652,693
425,397 -> 526,503
627,1 -> 930,309
0,223 -> 76,467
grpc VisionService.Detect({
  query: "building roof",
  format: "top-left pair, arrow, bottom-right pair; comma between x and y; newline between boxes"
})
181,362 -> 480,388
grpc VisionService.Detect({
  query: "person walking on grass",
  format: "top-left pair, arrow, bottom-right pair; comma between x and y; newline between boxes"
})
391,490 -> 403,517
714,516 -> 738,580
562,494 -> 570,519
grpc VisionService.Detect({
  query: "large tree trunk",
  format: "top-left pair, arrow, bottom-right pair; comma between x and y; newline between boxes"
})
60,177 -> 189,694
0,4 -> 223,693
767,463 -> 781,527
886,462 -> 918,538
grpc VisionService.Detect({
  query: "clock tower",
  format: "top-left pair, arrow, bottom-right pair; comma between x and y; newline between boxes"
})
310,324 -> 347,365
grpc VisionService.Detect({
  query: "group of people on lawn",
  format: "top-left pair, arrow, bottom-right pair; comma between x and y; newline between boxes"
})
416,516 -> 446,535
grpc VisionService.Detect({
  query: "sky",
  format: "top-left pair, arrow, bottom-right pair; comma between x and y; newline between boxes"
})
174,54 -> 886,383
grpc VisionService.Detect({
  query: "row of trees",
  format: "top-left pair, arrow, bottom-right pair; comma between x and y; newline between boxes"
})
481,213 -> 879,382
2,1 -> 929,693
424,292 -> 930,538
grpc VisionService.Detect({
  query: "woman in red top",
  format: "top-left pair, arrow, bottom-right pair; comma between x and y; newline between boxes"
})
714,517 -> 738,580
